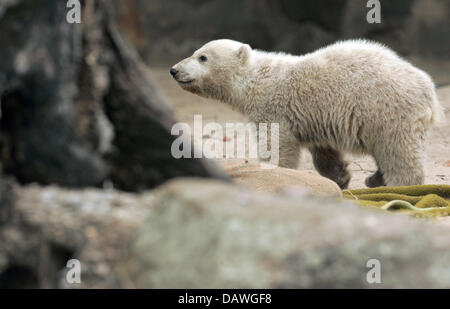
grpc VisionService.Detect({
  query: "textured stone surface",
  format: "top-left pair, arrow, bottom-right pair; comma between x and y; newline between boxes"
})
0,181 -> 154,288
0,0 -> 228,190
221,160 -> 342,197
132,179 -> 450,288
0,0 -> 107,187
2,178 -> 450,288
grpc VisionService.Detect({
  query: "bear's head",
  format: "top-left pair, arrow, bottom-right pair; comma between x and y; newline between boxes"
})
170,39 -> 251,101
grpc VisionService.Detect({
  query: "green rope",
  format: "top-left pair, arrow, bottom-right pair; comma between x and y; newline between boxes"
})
381,200 -> 444,212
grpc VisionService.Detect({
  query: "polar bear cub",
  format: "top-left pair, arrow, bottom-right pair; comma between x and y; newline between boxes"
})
170,39 -> 444,188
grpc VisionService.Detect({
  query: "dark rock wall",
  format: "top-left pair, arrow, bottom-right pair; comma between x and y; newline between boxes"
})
0,0 -> 107,187
113,0 -> 450,63
0,0 -> 229,190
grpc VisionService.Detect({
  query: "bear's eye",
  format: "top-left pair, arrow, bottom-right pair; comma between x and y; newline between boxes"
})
199,55 -> 208,62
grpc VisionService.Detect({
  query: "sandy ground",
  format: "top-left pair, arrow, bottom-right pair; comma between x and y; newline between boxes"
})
150,66 -> 450,190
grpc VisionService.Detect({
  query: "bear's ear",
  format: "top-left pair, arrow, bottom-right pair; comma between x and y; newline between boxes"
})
237,44 -> 251,64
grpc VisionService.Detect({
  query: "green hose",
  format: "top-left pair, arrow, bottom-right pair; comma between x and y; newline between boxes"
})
381,200 -> 444,212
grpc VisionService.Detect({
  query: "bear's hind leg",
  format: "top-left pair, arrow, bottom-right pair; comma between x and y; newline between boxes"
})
371,140 -> 425,187
310,146 -> 351,189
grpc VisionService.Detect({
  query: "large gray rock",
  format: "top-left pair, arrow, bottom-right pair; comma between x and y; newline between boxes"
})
2,178 -> 450,288
134,179 -> 450,288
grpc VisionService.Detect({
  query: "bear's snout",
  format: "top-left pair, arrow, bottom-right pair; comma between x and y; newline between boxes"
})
169,68 -> 179,77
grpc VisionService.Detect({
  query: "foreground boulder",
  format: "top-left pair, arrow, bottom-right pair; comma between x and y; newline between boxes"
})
2,178 -> 450,288
132,179 -> 450,288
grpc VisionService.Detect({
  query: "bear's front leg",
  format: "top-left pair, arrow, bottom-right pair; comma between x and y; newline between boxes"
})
277,132 -> 302,168
257,122 -> 301,169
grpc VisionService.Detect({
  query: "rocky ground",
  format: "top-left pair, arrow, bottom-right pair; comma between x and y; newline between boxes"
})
150,63 -> 450,190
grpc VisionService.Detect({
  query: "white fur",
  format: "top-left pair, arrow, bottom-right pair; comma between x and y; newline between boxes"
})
172,39 -> 444,187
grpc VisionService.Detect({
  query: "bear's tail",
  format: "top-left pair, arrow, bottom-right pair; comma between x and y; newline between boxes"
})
431,91 -> 446,125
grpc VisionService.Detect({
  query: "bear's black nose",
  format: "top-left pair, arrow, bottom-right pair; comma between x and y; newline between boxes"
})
170,68 -> 178,77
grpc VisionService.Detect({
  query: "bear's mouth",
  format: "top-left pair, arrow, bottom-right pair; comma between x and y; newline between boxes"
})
177,79 -> 194,85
